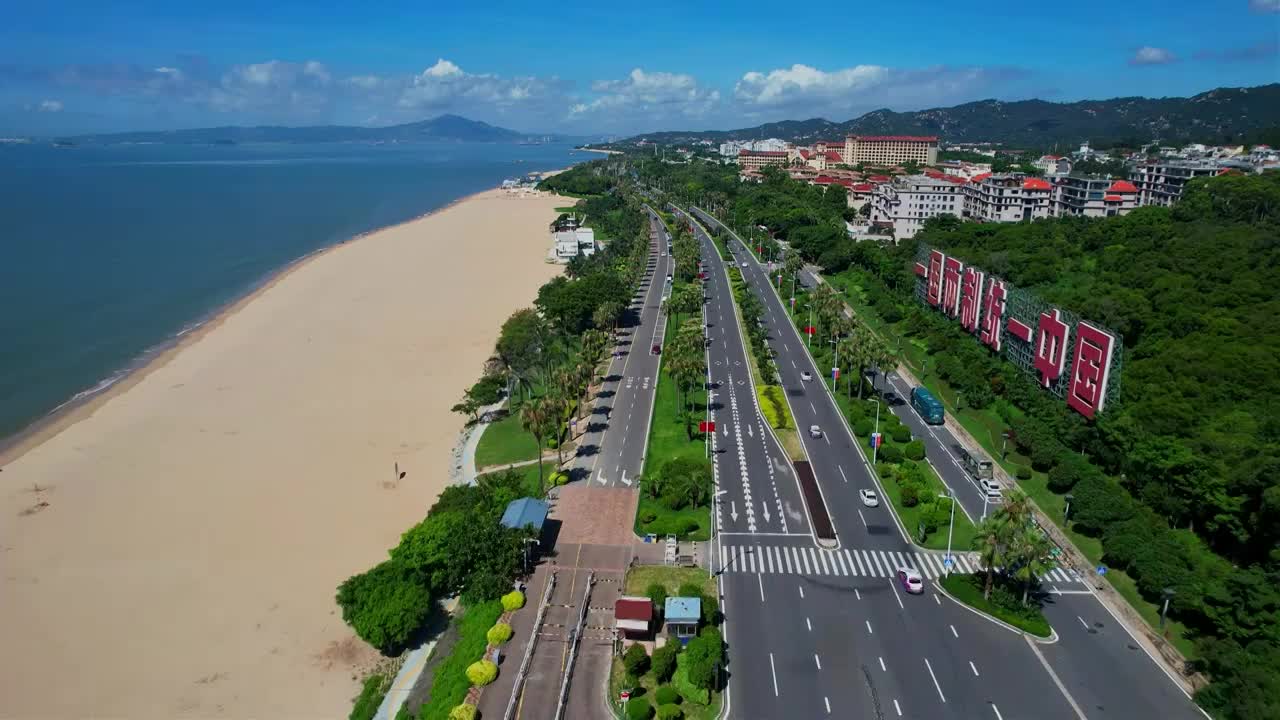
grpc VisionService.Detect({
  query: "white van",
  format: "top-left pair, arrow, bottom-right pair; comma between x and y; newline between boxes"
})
980,478 -> 1003,502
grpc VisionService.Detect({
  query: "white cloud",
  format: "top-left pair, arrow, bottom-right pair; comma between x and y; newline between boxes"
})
573,68 -> 720,118
397,58 -> 563,112
1249,0 -> 1280,12
1130,46 -> 1178,65
735,64 -> 890,106
204,59 -> 336,115
38,99 -> 63,112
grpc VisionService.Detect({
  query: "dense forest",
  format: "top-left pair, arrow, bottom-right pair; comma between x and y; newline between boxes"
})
633,154 -> 1280,718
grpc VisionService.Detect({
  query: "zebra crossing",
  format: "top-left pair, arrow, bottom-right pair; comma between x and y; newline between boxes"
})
719,544 -> 1085,585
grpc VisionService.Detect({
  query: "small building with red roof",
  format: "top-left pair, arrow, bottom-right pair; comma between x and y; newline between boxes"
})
614,596 -> 654,642
963,173 -> 1055,224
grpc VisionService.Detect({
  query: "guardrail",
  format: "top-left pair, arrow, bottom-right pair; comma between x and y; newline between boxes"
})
554,571 -> 595,720
503,572 -> 558,720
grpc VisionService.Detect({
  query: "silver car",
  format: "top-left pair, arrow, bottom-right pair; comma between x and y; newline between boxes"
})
809,425 -> 823,438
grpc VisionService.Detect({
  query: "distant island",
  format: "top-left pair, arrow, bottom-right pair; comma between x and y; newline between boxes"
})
49,114 -> 583,146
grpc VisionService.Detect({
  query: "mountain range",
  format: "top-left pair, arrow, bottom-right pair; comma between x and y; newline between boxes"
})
60,114 -> 574,145
617,84 -> 1280,149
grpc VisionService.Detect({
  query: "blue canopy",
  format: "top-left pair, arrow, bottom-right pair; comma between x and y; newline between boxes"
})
500,497 -> 549,531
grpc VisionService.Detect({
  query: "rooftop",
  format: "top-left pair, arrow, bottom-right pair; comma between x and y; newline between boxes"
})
664,596 -> 701,623
849,134 -> 939,143
500,497 -> 549,531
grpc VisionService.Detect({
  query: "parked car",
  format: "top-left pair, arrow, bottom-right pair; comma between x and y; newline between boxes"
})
801,371 -> 813,382
651,344 -> 662,355
809,425 -> 823,438
897,567 -> 924,594
859,489 -> 880,507
884,391 -> 904,407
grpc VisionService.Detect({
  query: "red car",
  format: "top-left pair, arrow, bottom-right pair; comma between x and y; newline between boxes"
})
897,567 -> 925,595
651,344 -> 662,355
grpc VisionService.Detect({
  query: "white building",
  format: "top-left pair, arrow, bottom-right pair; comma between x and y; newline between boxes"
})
1130,160 -> 1224,207
963,173 -> 1055,223
869,175 -> 964,240
553,227 -> 597,261
1053,176 -> 1139,217
1033,155 -> 1073,177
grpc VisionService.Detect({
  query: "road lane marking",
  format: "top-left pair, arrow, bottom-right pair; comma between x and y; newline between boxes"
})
810,401 -> 817,413
825,697 -> 831,714
934,594 -> 941,605
806,617 -> 812,631
838,465 -> 848,482
970,661 -> 980,677
758,574 -> 765,602
991,704 -> 1003,720
878,656 -> 886,671
855,588 -> 861,600
950,624 -> 959,638
866,620 -> 873,634
769,652 -> 780,696
924,658 -> 946,703
814,654 -> 822,670
1026,636 -> 1089,719
858,509 -> 867,528
1077,615 -> 1089,630
798,585 -> 804,598
893,699 -> 902,716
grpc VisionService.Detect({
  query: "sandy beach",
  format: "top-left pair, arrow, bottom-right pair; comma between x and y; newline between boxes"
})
0,187 -> 568,718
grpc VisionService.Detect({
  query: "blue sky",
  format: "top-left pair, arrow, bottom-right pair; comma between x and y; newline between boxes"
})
2,0 -> 1277,135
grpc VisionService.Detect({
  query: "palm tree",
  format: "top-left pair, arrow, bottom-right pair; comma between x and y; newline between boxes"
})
973,516 -> 1008,600
1010,526 -> 1056,606
519,398 -> 551,492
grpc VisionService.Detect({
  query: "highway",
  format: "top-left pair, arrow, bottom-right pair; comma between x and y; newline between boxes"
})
570,207 -> 670,487
681,204 -> 1201,720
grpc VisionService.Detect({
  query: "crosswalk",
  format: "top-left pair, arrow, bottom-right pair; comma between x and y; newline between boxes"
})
719,544 -> 1084,585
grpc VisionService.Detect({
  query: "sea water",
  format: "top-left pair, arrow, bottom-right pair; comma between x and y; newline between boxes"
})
0,141 -> 586,443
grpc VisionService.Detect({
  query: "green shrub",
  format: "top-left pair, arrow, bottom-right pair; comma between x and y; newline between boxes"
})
940,573 -> 1051,637
877,463 -> 893,478
623,643 -> 651,677
414,600 -> 503,720
547,437 -> 559,449
335,559 -> 432,653
1047,453 -> 1098,493
891,425 -> 912,443
672,654 -> 710,705
1030,442 -> 1060,471
651,642 -> 679,683
684,627 -> 722,692
646,583 -> 668,610
679,517 -> 701,535
903,440 -> 926,461
448,705 -> 477,720
641,510 -> 658,524
1016,465 -> 1033,480
465,660 -> 497,687
625,696 -> 653,720
900,482 -> 921,507
1071,474 -> 1135,535
501,590 -> 525,612
853,418 -> 873,436
878,445 -> 903,464
486,622 -> 513,645
654,685 -> 680,705
549,470 -> 570,486
847,401 -> 866,422
656,704 -> 684,720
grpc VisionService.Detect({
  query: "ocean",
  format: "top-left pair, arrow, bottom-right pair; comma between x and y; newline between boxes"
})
0,141 -> 586,444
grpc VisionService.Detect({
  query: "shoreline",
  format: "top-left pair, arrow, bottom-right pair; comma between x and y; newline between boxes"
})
0,181 -> 560,473
0,177 -> 573,718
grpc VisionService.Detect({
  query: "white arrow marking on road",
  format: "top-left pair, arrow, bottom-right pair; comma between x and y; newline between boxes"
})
596,470 -> 606,485
730,501 -> 739,522
762,502 -> 771,524
747,424 -> 754,438
620,470 -> 632,486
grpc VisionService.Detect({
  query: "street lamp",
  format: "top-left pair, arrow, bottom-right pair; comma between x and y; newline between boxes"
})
806,302 -> 814,348
1064,493 -> 1074,523
939,491 -> 956,575
870,399 -> 881,465
1001,431 -> 1011,461
1159,588 -> 1176,630
709,489 -> 730,579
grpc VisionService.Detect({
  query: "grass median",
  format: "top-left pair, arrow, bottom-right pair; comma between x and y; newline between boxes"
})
940,572 -> 1052,638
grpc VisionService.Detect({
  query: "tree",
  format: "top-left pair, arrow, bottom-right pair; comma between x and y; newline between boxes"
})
646,583 -> 668,610
520,398 -> 552,491
496,309 -> 547,397
593,300 -> 624,335
1008,525 -> 1056,606
973,516 -> 1007,600
623,642 -> 651,678
335,559 -> 431,653
684,627 -> 723,691
651,642 -> 679,683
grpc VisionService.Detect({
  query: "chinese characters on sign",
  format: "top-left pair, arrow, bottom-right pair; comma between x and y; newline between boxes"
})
915,245 -> 1121,420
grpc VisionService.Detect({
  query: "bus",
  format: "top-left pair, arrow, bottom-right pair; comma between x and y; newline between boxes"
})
911,386 -> 945,425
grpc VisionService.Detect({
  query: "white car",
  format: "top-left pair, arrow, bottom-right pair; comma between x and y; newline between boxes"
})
859,489 -> 879,507
740,262 -> 749,267
800,371 -> 813,382
897,567 -> 925,595
809,425 -> 823,438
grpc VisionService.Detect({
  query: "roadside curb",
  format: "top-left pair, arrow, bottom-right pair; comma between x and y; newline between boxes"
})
931,578 -> 1059,644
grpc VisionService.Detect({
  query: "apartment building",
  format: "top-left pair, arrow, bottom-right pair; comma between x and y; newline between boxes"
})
737,150 -> 789,172
1053,175 -> 1139,218
844,135 -> 939,167
1034,154 -> 1073,177
963,173 -> 1054,223
1131,160 -> 1225,207
869,174 -> 964,240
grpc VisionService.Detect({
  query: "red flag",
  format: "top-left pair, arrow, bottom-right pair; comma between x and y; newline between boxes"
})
804,326 -> 817,335
698,420 -> 717,432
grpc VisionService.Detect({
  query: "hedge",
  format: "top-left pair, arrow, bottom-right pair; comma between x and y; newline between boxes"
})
891,425 -> 912,443
448,705 -> 477,720
757,386 -> 793,430
656,704 -> 684,720
654,685 -> 680,705
672,653 -> 709,705
904,440 -> 926,461
465,660 -> 497,687
853,418 -> 873,436
877,445 -> 903,464
1016,465 -> 1032,480
625,696 -> 653,720
501,590 -> 526,612
486,622 -> 513,645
